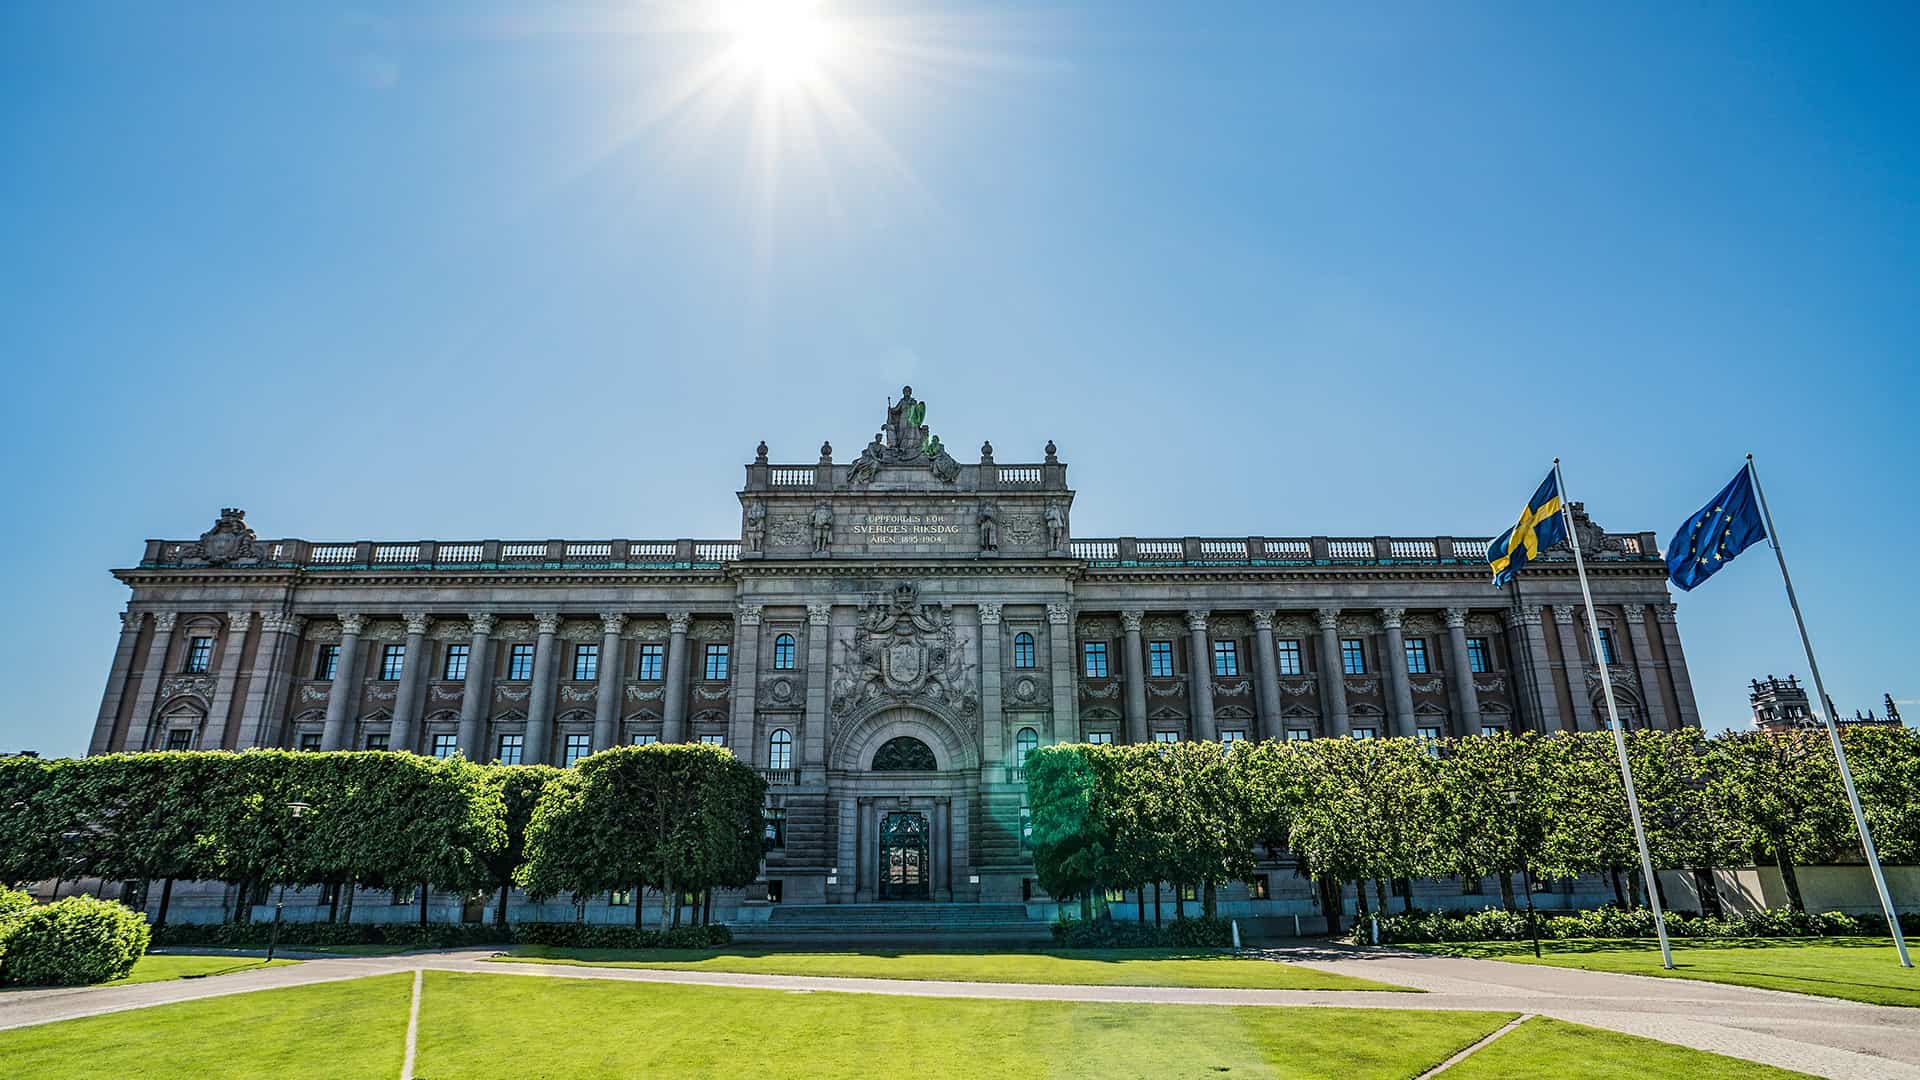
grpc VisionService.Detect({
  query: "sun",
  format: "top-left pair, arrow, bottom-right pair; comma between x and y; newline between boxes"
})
718,0 -> 844,91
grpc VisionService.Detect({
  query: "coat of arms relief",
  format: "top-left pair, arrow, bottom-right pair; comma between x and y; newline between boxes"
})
829,582 -> 978,738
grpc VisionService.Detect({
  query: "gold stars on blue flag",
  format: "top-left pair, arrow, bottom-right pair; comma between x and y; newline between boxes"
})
1486,470 -> 1568,588
1667,466 -> 1767,591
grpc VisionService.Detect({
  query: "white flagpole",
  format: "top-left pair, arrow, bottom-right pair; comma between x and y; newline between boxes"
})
1554,458 -> 1674,969
1746,454 -> 1911,967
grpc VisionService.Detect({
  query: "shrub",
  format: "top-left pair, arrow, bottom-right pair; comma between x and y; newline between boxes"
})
1050,915 -> 1233,949
1,896 -> 151,986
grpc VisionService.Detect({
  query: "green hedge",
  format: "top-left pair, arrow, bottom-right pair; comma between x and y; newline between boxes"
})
1349,906 -> 1920,945
149,919 -> 732,951
1049,915 -> 1233,949
1,896 -> 151,986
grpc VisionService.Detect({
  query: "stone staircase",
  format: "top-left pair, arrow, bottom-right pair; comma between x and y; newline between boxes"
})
732,903 -> 1050,946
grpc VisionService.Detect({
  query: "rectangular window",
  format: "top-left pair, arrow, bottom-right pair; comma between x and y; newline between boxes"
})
443,644 -> 469,681
704,643 -> 730,681
298,732 -> 322,752
636,643 -> 664,681
497,734 -> 524,765
564,734 -> 591,767
508,643 -> 534,681
699,734 -> 726,746
1148,640 -> 1175,677
1211,640 -> 1240,677
1285,729 -> 1311,742
380,644 -> 406,681
1151,731 -> 1180,744
1220,730 -> 1246,744
315,644 -> 340,681
631,733 -> 658,745
1597,628 -> 1617,665
1467,637 -> 1491,673
573,644 -> 599,682
1403,638 -> 1430,674
763,809 -> 788,849
165,729 -> 192,751
1085,731 -> 1113,745
1081,641 -> 1109,678
1276,639 -> 1303,676
365,733 -> 389,752
1340,638 -> 1367,675
185,636 -> 214,674
432,734 -> 458,759
1248,875 -> 1270,900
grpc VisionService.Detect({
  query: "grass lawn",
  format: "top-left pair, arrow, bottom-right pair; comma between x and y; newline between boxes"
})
109,954 -> 300,985
487,946 -> 1406,990
1445,1016 -> 1810,1079
1403,937 -> 1920,1008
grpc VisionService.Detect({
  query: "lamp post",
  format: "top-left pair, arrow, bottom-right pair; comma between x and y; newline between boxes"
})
265,801 -> 311,963
1503,789 -> 1541,959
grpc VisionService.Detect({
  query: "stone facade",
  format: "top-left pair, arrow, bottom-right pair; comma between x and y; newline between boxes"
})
90,387 -> 1698,918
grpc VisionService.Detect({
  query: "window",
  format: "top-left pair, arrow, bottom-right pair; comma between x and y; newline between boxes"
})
1467,637 -> 1491,673
443,644 -> 469,681
763,808 -> 788,849
704,643 -> 729,681
636,643 -> 664,680
563,734 -> 591,767
1404,638 -> 1430,674
315,644 -> 340,681
165,729 -> 192,751
1148,640 -> 1175,677
1340,638 -> 1367,674
1212,640 -> 1240,676
298,732 -> 322,752
772,633 -> 796,670
573,644 -> 599,682
1276,639 -> 1303,675
432,734 -> 458,759
497,734 -> 524,765
380,644 -> 406,681
1248,874 -> 1270,900
1353,727 -> 1377,739
699,734 -> 726,746
1015,727 -> 1039,762
185,636 -> 214,674
1220,730 -> 1246,745
1085,731 -> 1113,745
365,733 -> 389,752
631,733 -> 659,746
768,728 -> 793,770
1152,730 -> 1180,744
1597,628 -> 1618,665
507,643 -> 534,681
1285,729 -> 1311,742
1081,641 -> 1109,678
1012,632 -> 1035,669
609,889 -> 632,906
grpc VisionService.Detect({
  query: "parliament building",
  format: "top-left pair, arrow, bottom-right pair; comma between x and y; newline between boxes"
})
88,388 -> 1699,925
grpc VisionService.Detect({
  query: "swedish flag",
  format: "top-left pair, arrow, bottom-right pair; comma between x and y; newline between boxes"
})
1486,470 -> 1568,588
1666,466 -> 1767,591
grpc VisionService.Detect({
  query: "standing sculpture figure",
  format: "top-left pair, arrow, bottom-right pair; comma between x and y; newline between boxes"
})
811,502 -> 834,553
978,503 -> 1000,551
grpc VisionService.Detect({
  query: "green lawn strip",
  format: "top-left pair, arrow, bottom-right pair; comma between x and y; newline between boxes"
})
420,971 -> 1500,1079
1443,1016 -> 1812,1079
0,972 -> 412,1080
110,953 -> 300,984
1403,937 -> 1920,1008
485,945 -> 1409,990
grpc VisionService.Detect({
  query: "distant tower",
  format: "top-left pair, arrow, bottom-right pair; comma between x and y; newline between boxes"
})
1749,674 -> 1814,732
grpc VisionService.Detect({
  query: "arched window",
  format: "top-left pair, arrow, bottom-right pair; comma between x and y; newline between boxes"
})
772,633 -> 796,670
1015,727 -> 1039,763
1013,632 -> 1035,669
768,728 -> 793,770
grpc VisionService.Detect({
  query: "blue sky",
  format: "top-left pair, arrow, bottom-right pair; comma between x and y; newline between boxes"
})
2,2 -> 1915,757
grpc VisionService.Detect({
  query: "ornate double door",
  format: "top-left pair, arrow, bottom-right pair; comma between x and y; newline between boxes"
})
878,811 -> 931,900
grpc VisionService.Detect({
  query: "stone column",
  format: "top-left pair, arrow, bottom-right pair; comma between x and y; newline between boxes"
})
456,613 -> 496,756
1249,610 -> 1283,742
1443,608 -> 1482,736
89,610 -> 146,755
661,610 -> 693,743
525,613 -> 561,764
803,604 -> 832,770
1379,607 -> 1417,739
1185,610 -> 1217,740
1553,607 -> 1597,731
1654,603 -> 1700,729
1621,604 -> 1671,730
124,611 -> 178,752
1046,603 -> 1077,744
1314,608 -> 1351,737
728,605 -> 762,758
242,614 -> 303,749
388,612 -> 431,753
320,613 -> 367,751
595,613 -> 628,751
1120,610 -> 1150,744
978,604 -> 1005,762
1508,604 -> 1561,734
201,611 -> 253,750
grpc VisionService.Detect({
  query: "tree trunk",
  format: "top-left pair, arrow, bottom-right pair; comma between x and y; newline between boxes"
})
496,885 -> 511,930
1608,867 -> 1627,908
157,878 -> 175,927
1203,880 -> 1217,919
419,881 -> 429,928
1776,850 -> 1807,913
1497,872 -> 1516,913
1153,882 -> 1162,927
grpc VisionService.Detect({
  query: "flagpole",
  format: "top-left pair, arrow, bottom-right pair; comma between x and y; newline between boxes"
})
1553,458 -> 1674,969
1746,454 -> 1911,967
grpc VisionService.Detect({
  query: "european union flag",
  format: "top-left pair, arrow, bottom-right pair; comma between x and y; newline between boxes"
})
1667,466 -> 1767,590
1486,470 -> 1568,588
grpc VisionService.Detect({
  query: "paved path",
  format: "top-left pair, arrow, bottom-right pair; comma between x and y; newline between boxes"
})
0,944 -> 1913,1079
